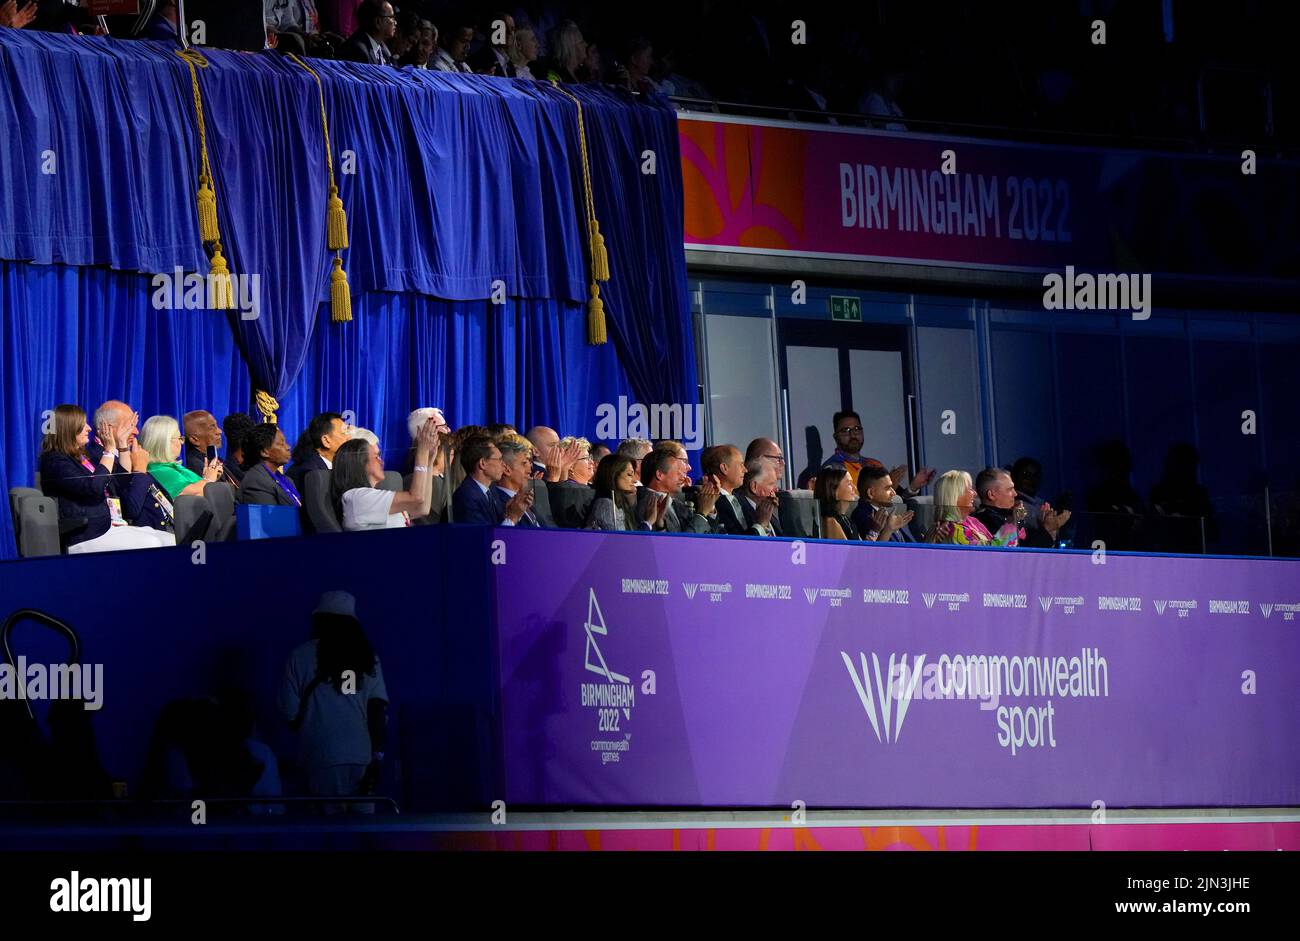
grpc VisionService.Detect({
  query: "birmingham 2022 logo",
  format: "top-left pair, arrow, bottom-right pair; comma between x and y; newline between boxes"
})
842,648 -> 1110,756
582,589 -> 636,764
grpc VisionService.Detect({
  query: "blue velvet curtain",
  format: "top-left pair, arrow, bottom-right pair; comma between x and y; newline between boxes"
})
0,30 -> 696,557
0,261 -> 633,556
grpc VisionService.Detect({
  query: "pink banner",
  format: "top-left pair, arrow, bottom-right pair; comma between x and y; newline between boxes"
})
678,115 -> 1297,277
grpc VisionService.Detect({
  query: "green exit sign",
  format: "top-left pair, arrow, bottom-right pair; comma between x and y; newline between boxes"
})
830,296 -> 862,322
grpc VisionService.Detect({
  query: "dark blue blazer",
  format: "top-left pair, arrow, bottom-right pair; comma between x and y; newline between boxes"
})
851,502 -> 918,542
287,452 -> 329,496
453,477 -> 503,525
84,441 -> 171,532
492,486 -> 540,527
38,450 -> 119,546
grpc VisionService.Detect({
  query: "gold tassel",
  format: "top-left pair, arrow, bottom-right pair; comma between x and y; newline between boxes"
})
255,390 -> 280,423
589,218 -> 610,282
208,243 -> 234,310
330,256 -> 352,323
586,283 -> 607,345
327,184 -> 349,251
197,173 -> 219,243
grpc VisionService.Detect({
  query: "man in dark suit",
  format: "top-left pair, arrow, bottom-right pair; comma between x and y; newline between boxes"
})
453,435 -> 533,525
738,460 -> 782,536
86,399 -> 174,534
337,0 -> 396,65
852,465 -> 917,542
182,410 -> 242,489
287,412 -> 347,495
493,434 -> 544,527
635,448 -> 719,533
702,444 -> 750,535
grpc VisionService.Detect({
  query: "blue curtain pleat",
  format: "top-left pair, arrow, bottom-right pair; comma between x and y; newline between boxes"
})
0,31 -> 696,556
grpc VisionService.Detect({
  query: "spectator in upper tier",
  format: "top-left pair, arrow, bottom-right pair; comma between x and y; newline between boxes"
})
38,404 -> 175,553
926,470 -> 1017,546
470,10 -> 515,76
510,24 -> 540,79
431,16 -> 474,73
222,413 -> 256,487
493,433 -> 543,527
560,436 -> 595,487
975,466 -> 1070,549
264,0 -> 318,37
536,20 -> 585,83
857,61 -> 908,131
141,415 -> 225,502
330,419 -> 438,531
287,411 -> 348,494
815,464 -> 862,540
745,437 -> 787,487
738,459 -> 781,536
702,443 -> 748,535
651,45 -> 710,100
616,438 -> 653,485
617,37 -> 658,95
635,448 -> 717,532
85,399 -> 173,534
452,435 -> 534,525
0,0 -> 37,30
971,467 -> 1027,547
387,8 -> 418,61
825,409 -> 935,497
586,453 -> 652,531
239,423 -> 302,507
578,39 -> 602,83
277,590 -> 388,812
183,410 -> 240,487
337,0 -> 395,65
852,465 -> 916,542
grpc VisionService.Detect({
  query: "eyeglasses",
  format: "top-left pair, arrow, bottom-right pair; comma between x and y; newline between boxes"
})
835,426 -> 863,435
762,453 -> 786,463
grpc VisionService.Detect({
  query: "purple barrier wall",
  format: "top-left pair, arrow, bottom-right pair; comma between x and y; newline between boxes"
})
495,529 -> 1300,807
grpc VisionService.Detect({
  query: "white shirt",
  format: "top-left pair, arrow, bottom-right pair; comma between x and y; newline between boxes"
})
432,49 -> 472,73
341,487 -> 409,530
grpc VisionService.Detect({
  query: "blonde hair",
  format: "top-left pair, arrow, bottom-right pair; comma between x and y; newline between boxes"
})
139,415 -> 181,465
559,435 -> 591,456
932,469 -> 972,522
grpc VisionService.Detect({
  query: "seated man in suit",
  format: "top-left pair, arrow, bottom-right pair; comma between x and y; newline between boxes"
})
88,399 -> 176,534
452,435 -> 533,525
287,412 -> 347,494
701,443 -> 749,535
182,410 -> 242,488
239,423 -> 302,507
852,465 -> 917,542
738,460 -> 782,537
337,0 -> 396,64
635,448 -> 719,533
492,433 -> 544,527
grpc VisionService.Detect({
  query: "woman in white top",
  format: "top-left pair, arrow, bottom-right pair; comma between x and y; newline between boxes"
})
330,418 -> 440,531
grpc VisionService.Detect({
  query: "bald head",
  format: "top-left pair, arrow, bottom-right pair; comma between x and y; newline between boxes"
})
745,437 -> 781,463
525,425 -> 559,453
183,410 -> 222,448
94,400 -> 130,428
